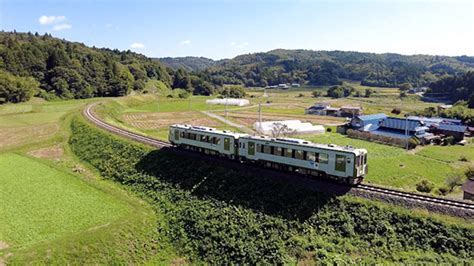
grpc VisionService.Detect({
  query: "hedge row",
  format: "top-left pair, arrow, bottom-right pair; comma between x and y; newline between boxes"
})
347,128 -> 419,149
69,116 -> 473,264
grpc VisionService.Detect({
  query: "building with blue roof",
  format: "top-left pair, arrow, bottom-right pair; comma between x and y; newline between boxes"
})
350,113 -> 467,142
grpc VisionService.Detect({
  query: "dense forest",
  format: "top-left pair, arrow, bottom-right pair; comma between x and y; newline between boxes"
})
0,31 -> 216,104
163,50 -> 474,88
427,71 -> 474,107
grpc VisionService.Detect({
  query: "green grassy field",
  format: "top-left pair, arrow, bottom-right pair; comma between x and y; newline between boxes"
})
300,133 -> 470,192
0,98 -> 178,264
0,153 -> 128,247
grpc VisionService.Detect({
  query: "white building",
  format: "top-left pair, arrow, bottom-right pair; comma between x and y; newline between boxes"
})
206,98 -> 250,107
253,120 -> 325,135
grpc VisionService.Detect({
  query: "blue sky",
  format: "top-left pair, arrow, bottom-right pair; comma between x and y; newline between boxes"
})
1,0 -> 473,59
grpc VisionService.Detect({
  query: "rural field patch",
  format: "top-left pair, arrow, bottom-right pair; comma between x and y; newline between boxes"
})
0,124 -> 59,150
0,153 -> 129,248
122,111 -> 222,129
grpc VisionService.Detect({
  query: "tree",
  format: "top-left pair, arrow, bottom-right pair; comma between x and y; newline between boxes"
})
271,123 -> 296,138
365,88 -> 374,98
399,83 -> 412,91
445,174 -> 464,193
220,86 -> 246,98
0,70 -> 39,103
312,90 -> 323,98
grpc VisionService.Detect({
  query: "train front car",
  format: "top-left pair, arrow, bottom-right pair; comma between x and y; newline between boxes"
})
239,136 -> 368,185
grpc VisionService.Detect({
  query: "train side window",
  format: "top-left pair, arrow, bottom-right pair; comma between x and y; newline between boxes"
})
224,138 -> 230,150
248,142 -> 255,155
276,147 -> 283,156
307,152 -> 316,161
263,145 -> 271,154
180,131 -> 184,138
364,154 -> 367,164
175,130 -> 180,140
242,143 -> 245,149
335,155 -> 346,172
295,150 -> 304,160
216,138 -> 221,145
285,148 -> 293,158
319,153 -> 329,164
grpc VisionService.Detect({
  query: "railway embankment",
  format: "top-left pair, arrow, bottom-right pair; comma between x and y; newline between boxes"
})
69,115 -> 474,264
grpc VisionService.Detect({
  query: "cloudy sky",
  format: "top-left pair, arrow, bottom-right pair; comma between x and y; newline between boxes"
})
0,0 -> 473,59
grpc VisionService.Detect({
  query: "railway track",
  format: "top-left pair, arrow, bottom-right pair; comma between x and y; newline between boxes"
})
83,103 -> 474,213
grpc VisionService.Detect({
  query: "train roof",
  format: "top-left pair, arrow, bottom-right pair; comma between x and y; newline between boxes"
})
170,124 -> 248,138
244,135 -> 367,155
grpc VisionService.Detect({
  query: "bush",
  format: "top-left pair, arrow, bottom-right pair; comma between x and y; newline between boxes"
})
459,156 -> 469,162
437,186 -> 450,196
391,108 -> 401,115
312,90 -> 323,98
445,136 -> 455,145
416,179 -> 434,193
464,166 -> 474,180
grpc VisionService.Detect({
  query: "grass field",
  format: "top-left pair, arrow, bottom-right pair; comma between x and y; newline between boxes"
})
0,98 -> 178,264
0,153 -> 129,247
299,132 -> 470,192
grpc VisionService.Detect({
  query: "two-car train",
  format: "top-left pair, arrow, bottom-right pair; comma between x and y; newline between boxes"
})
169,124 -> 368,185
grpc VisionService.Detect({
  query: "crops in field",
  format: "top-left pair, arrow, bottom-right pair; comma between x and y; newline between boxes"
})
69,116 -> 474,264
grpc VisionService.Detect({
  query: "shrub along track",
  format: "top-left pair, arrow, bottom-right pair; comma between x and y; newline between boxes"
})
84,103 -> 474,220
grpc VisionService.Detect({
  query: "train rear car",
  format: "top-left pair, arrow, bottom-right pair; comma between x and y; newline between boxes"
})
169,124 -> 247,159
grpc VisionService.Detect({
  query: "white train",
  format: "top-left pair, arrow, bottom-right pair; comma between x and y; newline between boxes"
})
169,124 -> 368,184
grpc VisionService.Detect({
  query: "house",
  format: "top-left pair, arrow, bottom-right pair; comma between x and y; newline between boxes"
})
339,105 -> 362,118
408,87 -> 428,94
291,83 -> 301,87
462,178 -> 474,201
305,103 -> 331,115
437,104 -> 453,115
278,84 -> 289,89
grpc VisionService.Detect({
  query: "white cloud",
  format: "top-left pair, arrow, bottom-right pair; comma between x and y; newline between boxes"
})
52,23 -> 72,31
230,41 -> 236,46
180,40 -> 191,45
39,15 -> 65,25
105,23 -> 113,28
130,42 -> 145,49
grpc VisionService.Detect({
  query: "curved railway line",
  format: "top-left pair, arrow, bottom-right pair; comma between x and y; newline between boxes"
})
83,103 -> 474,218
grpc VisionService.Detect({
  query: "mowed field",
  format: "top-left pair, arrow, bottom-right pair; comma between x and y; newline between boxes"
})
0,99 -> 176,264
99,87 -> 473,196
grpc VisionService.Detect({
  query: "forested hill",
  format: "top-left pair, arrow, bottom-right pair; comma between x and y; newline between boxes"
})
189,49 -> 474,88
0,31 -> 214,104
159,56 -> 217,72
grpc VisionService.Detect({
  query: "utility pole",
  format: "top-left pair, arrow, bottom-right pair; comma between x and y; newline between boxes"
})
225,97 -> 228,119
405,114 -> 409,151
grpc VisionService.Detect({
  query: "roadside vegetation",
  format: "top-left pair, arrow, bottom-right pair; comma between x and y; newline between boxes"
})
69,116 -> 474,264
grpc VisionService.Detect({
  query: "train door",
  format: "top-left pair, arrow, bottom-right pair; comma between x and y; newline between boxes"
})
335,154 -> 346,172
174,129 -> 180,141
248,141 -> 255,156
224,138 -> 230,151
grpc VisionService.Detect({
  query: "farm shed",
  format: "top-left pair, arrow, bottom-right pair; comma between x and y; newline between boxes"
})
350,113 -> 387,131
206,98 -> 250,106
431,124 -> 467,141
462,178 -> 474,201
305,103 -> 331,115
339,105 -> 362,118
254,120 -> 325,135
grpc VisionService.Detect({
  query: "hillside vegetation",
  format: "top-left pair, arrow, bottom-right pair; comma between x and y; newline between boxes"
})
0,32 -> 218,104
167,50 -> 474,88
69,115 -> 474,264
159,56 -> 216,72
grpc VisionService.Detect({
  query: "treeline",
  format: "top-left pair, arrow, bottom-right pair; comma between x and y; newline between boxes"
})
0,31 -> 215,103
427,71 -> 474,107
164,50 -> 474,88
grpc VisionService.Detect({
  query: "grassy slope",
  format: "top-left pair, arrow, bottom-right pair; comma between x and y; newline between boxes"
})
0,98 -> 177,264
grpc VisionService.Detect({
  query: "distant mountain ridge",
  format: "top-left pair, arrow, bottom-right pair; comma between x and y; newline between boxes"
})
158,56 -> 217,72
162,49 -> 474,88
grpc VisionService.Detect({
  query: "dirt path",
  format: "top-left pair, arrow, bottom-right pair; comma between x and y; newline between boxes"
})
201,111 -> 255,134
